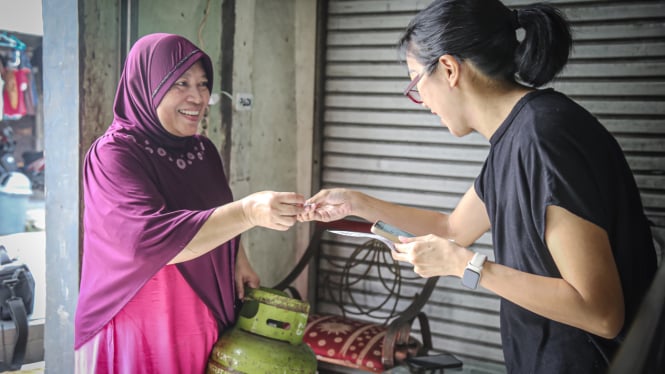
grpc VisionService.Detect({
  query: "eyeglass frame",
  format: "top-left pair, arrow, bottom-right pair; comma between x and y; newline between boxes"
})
403,54 -> 463,104
403,70 -> 424,104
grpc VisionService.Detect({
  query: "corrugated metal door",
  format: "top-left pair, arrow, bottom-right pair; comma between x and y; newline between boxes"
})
316,0 -> 665,366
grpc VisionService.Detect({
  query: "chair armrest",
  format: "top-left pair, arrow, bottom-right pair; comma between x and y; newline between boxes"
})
318,219 -> 373,233
381,276 -> 438,368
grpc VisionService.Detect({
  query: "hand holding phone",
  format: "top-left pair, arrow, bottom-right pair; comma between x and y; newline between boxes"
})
371,220 -> 414,243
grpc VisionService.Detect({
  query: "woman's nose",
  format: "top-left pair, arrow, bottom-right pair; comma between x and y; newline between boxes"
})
188,88 -> 203,103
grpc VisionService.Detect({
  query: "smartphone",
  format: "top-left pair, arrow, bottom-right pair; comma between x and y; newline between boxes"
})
371,220 -> 414,243
406,353 -> 463,369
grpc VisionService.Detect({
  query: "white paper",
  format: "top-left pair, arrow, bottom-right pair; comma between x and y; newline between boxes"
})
327,230 -> 397,251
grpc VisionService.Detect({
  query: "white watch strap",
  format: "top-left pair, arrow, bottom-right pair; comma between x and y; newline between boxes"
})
467,253 -> 487,272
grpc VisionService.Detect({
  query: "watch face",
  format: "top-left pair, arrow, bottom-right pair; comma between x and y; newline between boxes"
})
461,269 -> 480,289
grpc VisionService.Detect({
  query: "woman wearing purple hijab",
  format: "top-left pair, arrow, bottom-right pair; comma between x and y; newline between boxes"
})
74,33 -> 306,373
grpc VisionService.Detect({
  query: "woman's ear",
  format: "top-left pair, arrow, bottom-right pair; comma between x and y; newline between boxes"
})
438,54 -> 460,88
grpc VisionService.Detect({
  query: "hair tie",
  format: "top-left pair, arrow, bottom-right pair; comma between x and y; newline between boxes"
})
511,9 -> 521,30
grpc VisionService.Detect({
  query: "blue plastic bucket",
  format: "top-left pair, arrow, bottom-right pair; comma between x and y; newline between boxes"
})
0,172 -> 32,235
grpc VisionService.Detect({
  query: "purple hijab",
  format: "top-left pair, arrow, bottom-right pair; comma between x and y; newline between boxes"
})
75,33 -> 239,348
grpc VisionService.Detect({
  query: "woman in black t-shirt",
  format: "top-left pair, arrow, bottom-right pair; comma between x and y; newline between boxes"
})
298,1 -> 657,373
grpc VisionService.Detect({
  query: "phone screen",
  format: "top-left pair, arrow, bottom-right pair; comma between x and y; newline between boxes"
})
371,220 -> 414,242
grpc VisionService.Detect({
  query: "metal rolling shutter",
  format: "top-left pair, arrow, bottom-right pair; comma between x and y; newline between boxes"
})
316,0 -> 665,367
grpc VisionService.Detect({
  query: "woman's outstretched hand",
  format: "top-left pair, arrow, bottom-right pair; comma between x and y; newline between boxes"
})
241,191 -> 306,230
297,188 -> 354,222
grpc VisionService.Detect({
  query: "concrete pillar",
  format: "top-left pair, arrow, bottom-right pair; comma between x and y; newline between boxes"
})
42,0 -> 81,372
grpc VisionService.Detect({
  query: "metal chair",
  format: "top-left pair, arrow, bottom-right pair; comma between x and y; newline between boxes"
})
274,219 -> 439,372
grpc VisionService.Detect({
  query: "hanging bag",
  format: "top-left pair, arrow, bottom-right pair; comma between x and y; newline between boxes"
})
0,244 -> 35,371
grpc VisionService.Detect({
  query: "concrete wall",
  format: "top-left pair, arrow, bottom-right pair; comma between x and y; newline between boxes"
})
80,0 -> 121,154
137,0 -> 225,150
231,0 -> 315,286
232,0 -> 317,287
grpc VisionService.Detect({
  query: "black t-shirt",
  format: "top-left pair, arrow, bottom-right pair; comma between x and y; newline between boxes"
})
475,89 -> 656,373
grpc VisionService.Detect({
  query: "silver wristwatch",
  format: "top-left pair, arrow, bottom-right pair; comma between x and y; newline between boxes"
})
461,252 -> 487,289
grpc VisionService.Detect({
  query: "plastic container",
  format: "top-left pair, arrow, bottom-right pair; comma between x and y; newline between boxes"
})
0,172 -> 32,235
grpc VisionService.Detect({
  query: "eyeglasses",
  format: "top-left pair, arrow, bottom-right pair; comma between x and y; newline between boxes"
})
403,72 -> 424,104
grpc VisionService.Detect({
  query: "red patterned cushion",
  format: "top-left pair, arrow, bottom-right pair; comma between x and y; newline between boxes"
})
303,314 -> 387,372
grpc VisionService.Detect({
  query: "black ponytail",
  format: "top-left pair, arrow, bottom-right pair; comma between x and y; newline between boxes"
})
398,0 -> 572,88
514,5 -> 572,87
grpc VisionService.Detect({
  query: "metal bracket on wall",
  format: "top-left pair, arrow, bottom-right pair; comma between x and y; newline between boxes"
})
235,93 -> 253,111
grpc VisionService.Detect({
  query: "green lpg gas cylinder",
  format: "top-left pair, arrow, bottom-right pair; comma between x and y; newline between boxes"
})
207,287 -> 317,374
